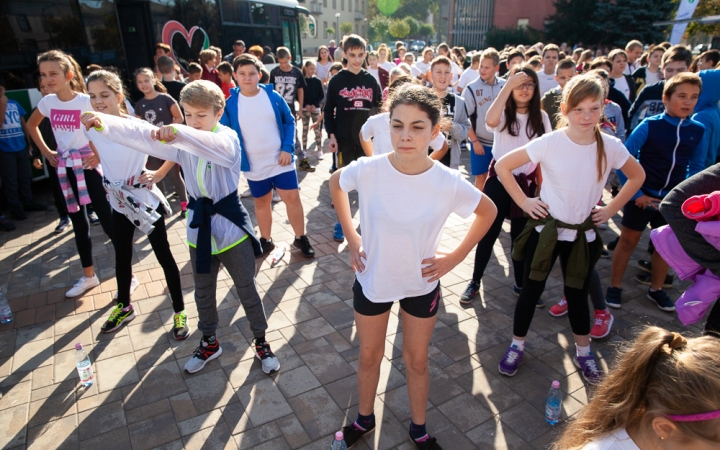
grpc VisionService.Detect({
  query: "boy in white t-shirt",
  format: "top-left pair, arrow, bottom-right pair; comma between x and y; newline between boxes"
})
537,44 -> 560,95
222,54 -> 315,258
456,52 -> 480,94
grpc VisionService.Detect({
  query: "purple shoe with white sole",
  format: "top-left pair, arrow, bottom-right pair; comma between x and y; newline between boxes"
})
498,345 -> 524,377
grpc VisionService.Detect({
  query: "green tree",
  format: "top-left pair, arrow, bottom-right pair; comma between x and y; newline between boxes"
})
686,0 -> 720,38
326,27 -> 335,38
389,19 -> 410,39
340,21 -> 354,35
404,17 -> 420,37
392,0 -> 437,21
485,26 -> 544,50
418,23 -> 435,40
594,0 -> 675,46
545,0 -> 596,46
369,15 -> 392,42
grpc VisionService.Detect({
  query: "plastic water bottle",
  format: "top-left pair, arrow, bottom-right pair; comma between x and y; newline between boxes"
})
331,431 -> 347,450
271,245 -> 285,265
75,343 -> 95,387
0,290 -> 12,324
545,380 -> 562,425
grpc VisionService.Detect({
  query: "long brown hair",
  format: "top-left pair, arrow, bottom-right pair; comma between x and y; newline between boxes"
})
134,68 -> 167,93
501,65 -> 546,140
37,50 -> 86,94
86,70 -> 129,114
556,74 -> 607,181
554,326 -> 720,450
317,45 -> 334,63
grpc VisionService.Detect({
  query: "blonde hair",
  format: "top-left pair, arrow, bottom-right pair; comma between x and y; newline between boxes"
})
557,74 -> 607,181
37,50 -> 86,94
554,327 -> 720,450
134,67 -> 167,93
86,70 -> 129,114
199,49 -> 217,64
180,80 -> 225,114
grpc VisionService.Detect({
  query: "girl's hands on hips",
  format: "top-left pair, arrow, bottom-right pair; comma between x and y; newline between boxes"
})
139,170 -> 163,189
521,197 -> 549,219
592,206 -> 612,225
82,154 -> 100,170
346,231 -> 366,273
422,251 -> 460,283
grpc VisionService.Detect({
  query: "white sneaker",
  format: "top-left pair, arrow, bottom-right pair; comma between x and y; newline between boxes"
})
66,275 -> 100,298
114,275 -> 140,300
317,150 -> 325,160
597,222 -> 608,230
272,191 -> 282,203
240,188 -> 252,198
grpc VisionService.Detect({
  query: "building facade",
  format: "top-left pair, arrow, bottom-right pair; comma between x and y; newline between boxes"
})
300,0 -> 368,56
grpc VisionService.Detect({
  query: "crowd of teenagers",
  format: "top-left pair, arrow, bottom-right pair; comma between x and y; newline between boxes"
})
2,29 -> 719,449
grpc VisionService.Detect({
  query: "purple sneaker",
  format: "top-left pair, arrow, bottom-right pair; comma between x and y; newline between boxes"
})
498,345 -> 524,377
573,353 -> 604,385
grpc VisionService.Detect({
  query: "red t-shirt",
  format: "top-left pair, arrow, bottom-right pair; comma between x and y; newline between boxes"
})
221,80 -> 236,99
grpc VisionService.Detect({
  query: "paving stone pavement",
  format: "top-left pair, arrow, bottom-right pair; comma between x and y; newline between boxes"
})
0,143 -> 704,449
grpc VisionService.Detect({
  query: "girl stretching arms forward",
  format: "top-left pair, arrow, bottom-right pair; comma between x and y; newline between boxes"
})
554,326 -> 720,450
83,70 -> 187,338
26,50 -> 115,298
494,74 -> 645,385
330,84 -> 497,449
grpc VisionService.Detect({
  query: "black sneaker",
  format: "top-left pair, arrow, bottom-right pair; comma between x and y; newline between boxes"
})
259,237 -> 275,256
0,215 -> 16,232
23,202 -> 47,212
55,216 -> 70,234
340,423 -> 374,448
634,272 -> 673,288
254,339 -> 280,374
298,158 -> 316,172
411,434 -> 443,450
536,297 -> 545,308
647,288 -> 675,312
600,249 -> 610,258
172,311 -> 190,340
606,286 -> 622,309
611,186 -> 619,198
293,235 -> 315,258
101,303 -> 136,333
88,210 -> 100,226
459,281 -> 479,304
637,259 -> 652,273
607,237 -> 619,251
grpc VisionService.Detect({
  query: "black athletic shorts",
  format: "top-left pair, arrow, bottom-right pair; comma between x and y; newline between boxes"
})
352,279 -> 441,319
621,199 -> 667,232
337,140 -> 365,169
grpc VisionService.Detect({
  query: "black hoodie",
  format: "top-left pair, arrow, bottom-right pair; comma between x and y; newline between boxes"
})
323,69 -> 382,142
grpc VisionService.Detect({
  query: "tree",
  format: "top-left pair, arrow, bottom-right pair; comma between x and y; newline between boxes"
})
686,0 -> 720,39
545,0 -> 597,46
389,19 -> 410,39
340,21 -> 354,35
326,27 -> 335,39
485,26 -> 544,50
593,0 -> 675,46
391,0 -> 437,21
418,23 -> 435,40
370,15 -> 392,42
404,17 -> 420,37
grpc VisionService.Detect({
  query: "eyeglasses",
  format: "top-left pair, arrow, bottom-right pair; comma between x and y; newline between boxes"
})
513,83 -> 536,91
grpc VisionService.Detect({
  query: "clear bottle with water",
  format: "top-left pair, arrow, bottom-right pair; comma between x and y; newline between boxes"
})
331,431 -> 347,450
545,380 -> 562,425
0,290 -> 12,324
75,343 -> 95,387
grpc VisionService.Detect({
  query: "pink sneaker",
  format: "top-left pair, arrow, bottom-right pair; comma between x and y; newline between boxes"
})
549,298 -> 568,317
590,309 -> 614,339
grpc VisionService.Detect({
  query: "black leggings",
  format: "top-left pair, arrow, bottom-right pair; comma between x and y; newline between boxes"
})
66,169 -> 113,268
112,208 -> 183,312
48,165 -> 68,218
513,230 -> 598,337
472,176 -> 526,286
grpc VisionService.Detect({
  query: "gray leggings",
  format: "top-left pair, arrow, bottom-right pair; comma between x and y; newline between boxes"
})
189,239 -> 268,338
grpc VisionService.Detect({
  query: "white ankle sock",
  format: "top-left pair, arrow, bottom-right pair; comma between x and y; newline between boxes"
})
576,344 -> 591,357
511,338 -> 525,350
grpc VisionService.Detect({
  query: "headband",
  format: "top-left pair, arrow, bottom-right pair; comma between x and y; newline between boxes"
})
667,410 -> 720,422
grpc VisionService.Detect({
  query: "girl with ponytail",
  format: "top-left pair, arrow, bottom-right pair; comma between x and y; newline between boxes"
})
493,74 -> 645,385
27,50 -> 116,299
554,326 -> 720,449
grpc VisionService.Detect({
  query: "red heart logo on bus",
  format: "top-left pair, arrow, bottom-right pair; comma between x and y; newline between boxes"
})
161,20 -> 210,72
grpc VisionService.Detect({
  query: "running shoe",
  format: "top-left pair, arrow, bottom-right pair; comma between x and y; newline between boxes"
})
88,210 -> 100,226
172,311 -> 190,340
459,281 -> 479,304
574,353 -> 604,385
184,336 -> 222,373
0,215 -> 16,232
590,310 -> 614,339
100,303 -> 136,333
637,259 -> 652,273
259,237 -> 275,256
272,190 -> 282,202
54,216 -> 70,234
316,149 -> 325,160
549,298 -> 568,317
339,423 -> 374,448
647,289 -> 676,312
293,235 -> 315,258
411,434 -> 443,450
498,345 -> 524,377
66,275 -> 100,298
634,272 -> 673,288
607,237 -> 619,251
240,188 -> 252,198
333,223 -> 344,242
298,158 -> 316,172
254,339 -> 280,374
605,286 -> 622,309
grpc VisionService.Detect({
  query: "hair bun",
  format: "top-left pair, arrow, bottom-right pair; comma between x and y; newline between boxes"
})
669,332 -> 687,350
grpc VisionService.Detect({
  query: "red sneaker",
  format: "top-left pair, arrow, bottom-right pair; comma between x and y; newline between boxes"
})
549,298 -> 568,317
590,309 -> 614,339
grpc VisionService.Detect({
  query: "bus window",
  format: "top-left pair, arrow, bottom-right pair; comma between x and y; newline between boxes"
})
281,18 -> 301,66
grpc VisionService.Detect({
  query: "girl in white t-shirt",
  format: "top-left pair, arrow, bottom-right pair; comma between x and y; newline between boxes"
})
493,74 -> 645,386
461,66 -> 550,304
330,84 -> 497,449
552,326 -> 720,450
315,45 -> 334,84
27,50 -> 115,299
82,70 -> 187,339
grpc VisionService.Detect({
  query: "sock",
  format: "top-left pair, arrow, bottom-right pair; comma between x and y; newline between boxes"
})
203,335 -> 216,345
254,336 -> 266,345
576,344 -> 591,357
409,421 -> 429,442
650,288 -> 661,293
511,338 -> 525,351
354,412 -> 375,431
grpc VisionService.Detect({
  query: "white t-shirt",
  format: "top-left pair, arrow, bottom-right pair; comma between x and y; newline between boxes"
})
582,428 -> 640,450
613,76 -> 631,101
380,61 -> 395,72
415,61 -> 431,77
339,155 -> 482,302
360,112 -> 446,155
409,65 -> 422,79
457,68 -> 479,93
525,129 -> 630,242
538,71 -> 559,96
487,110 -> 552,177
450,60 -> 463,83
645,68 -> 661,85
84,116 -> 159,210
316,61 -> 334,81
236,89 -> 292,181
36,93 -> 94,152
368,67 -> 381,86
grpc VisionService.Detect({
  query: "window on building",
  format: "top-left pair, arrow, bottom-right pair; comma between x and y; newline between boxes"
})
517,18 -> 529,28
323,0 -> 327,6
16,15 -> 31,32
349,1 -> 352,12
355,0 -> 359,12
324,21 -> 328,38
341,0 -> 344,11
333,0 -> 336,8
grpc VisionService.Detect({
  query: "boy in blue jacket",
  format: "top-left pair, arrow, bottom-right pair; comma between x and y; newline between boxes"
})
221,54 -> 315,258
693,69 -> 720,167
608,73 -> 708,312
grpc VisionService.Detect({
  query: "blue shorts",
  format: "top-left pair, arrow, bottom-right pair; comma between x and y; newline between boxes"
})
247,170 -> 299,198
469,143 -> 493,176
